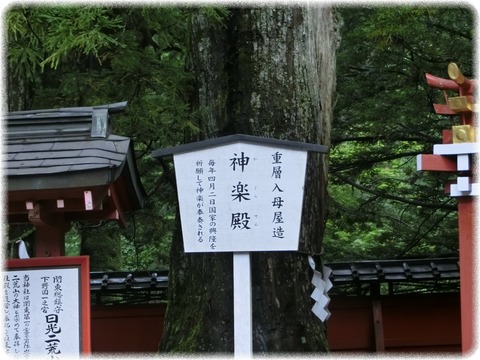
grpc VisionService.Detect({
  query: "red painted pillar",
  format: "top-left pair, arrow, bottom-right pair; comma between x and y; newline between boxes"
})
34,225 -> 66,257
458,197 -> 475,354
421,64 -> 477,354
28,202 -> 67,257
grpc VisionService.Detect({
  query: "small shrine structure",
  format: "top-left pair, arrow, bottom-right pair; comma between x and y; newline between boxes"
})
417,63 -> 477,353
5,101 -> 146,257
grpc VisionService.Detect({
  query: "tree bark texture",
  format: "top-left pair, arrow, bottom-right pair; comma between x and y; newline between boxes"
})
7,62 -> 33,112
160,5 -> 338,353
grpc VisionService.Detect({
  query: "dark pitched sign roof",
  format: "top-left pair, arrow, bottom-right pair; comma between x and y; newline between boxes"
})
151,133 -> 328,158
6,102 -> 146,225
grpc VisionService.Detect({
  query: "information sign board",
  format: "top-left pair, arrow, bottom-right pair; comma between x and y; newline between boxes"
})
174,142 -> 308,252
4,256 -> 90,357
152,134 -> 328,355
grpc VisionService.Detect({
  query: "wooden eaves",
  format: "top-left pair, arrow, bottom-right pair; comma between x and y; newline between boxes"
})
5,102 -> 146,257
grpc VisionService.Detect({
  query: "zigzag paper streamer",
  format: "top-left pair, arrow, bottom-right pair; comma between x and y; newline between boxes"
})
308,256 -> 332,322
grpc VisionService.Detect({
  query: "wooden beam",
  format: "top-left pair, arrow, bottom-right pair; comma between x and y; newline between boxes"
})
10,197 -> 110,215
21,202 -> 69,257
372,300 -> 385,352
457,198 -> 475,354
9,186 -> 110,205
108,185 -> 126,228
417,154 -> 457,172
443,129 -> 453,144
28,203 -> 57,227
433,103 -> 457,115
34,224 -> 66,257
7,184 -> 127,228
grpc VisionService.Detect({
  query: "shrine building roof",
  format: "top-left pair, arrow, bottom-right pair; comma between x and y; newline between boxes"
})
5,102 -> 146,225
88,257 -> 460,305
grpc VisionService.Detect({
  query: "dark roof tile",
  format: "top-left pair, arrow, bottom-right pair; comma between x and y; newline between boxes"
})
6,102 -> 146,212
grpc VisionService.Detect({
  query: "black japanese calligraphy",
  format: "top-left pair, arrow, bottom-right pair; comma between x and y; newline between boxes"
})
4,268 -> 79,356
178,145 -> 304,251
230,152 -> 250,172
272,226 -> 285,238
271,152 -> 286,240
195,160 -> 206,243
272,183 -> 284,193
272,151 -> 283,164
208,159 -> 217,249
231,212 -> 251,230
45,314 -> 62,355
271,166 -> 282,179
272,211 -> 284,224
231,181 -> 251,202
272,197 -> 284,208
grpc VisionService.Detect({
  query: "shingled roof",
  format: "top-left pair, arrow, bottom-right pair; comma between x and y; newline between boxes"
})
328,257 -> 460,296
88,257 -> 460,305
6,102 -> 146,226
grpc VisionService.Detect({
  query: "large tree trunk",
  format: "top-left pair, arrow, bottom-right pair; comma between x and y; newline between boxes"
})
7,60 -> 33,112
160,5 -> 337,353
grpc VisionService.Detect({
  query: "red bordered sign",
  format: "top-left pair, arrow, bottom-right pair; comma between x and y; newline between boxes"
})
4,256 -> 91,356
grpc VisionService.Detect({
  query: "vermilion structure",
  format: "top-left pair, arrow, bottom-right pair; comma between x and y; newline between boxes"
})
417,63 -> 477,354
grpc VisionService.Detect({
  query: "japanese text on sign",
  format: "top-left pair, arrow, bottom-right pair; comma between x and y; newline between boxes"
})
174,143 -> 308,252
4,268 -> 81,357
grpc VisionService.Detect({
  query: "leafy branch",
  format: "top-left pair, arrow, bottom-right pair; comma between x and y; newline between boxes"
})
334,174 -> 457,211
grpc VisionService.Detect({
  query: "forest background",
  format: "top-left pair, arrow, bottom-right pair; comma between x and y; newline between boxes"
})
4,3 -> 475,270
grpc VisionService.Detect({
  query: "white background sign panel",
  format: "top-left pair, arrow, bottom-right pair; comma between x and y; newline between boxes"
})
4,267 -> 81,356
174,142 -> 308,252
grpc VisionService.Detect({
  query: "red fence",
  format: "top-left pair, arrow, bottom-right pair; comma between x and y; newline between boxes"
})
90,293 -> 461,353
91,304 -> 166,353
328,293 -> 461,352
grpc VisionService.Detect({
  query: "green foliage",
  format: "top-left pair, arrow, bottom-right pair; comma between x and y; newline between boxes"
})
79,222 -> 123,271
5,5 -> 226,269
324,5 -> 473,261
5,4 -> 471,267
65,228 -> 81,256
39,7 -> 124,69
6,6 -> 123,79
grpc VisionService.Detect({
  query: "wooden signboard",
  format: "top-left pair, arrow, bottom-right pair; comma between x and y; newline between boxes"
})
4,256 -> 91,357
174,142 -> 308,252
153,134 -> 328,355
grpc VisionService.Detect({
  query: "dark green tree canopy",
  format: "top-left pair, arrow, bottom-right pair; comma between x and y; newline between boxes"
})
4,4 -> 474,269
325,6 -> 474,261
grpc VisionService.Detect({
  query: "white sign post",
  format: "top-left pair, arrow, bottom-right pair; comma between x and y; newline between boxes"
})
152,134 -> 327,356
233,252 -> 253,355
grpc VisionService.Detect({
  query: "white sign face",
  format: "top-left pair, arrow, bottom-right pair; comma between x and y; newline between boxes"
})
174,142 -> 308,252
4,267 -> 81,357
